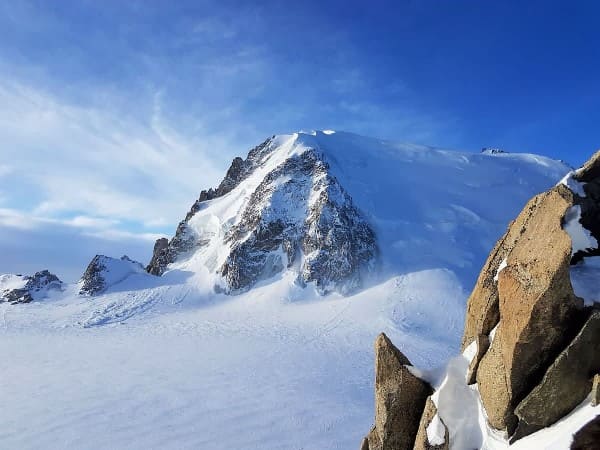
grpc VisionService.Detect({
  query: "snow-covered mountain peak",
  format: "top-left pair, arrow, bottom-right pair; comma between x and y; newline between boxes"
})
0,270 -> 64,304
79,255 -> 146,296
146,131 -> 570,297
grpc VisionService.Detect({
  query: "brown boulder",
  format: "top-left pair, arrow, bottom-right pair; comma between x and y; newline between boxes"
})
475,185 -> 584,432
460,184 -> 571,353
461,222 -> 516,351
364,333 -> 433,450
512,311 -> 600,440
592,374 -> 600,407
413,396 -> 449,450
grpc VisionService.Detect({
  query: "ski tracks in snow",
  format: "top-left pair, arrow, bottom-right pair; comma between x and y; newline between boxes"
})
80,286 -> 190,328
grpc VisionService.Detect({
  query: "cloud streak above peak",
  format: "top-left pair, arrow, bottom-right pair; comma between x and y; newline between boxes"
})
0,78 -> 235,225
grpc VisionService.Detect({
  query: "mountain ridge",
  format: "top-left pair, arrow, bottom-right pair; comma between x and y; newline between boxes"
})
144,130 -> 571,297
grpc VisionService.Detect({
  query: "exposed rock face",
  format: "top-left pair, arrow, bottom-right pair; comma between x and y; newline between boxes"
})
147,238 -> 169,276
462,184 -> 579,349
146,138 -> 276,276
0,270 -> 63,304
461,151 -> 600,438
299,153 -> 377,294
359,437 -> 370,450
221,150 -> 377,294
414,397 -> 449,450
512,311 -> 600,440
146,136 -> 378,295
363,333 -> 432,450
465,185 -> 584,432
80,255 -> 145,296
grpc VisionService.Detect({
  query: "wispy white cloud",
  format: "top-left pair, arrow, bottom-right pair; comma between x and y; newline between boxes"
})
66,215 -> 119,229
82,229 -> 162,243
0,207 -> 156,241
0,78 -> 246,231
0,208 -> 37,230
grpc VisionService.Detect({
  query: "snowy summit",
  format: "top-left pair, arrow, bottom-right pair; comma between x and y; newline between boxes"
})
147,130 -> 569,296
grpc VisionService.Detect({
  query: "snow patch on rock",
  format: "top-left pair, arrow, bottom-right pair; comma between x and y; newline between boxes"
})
559,171 -> 587,198
488,324 -> 499,345
570,256 -> 600,306
493,258 -> 508,282
463,339 -> 478,364
563,205 -> 598,256
426,412 -> 447,446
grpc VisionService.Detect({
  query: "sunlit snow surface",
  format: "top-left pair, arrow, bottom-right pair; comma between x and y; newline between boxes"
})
1,131 -> 581,449
1,270 -> 465,449
175,131 -> 570,290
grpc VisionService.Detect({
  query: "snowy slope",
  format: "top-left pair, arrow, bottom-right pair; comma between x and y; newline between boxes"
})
79,255 -> 148,296
0,273 -> 27,292
0,131 -> 578,450
167,130 -> 569,293
0,269 -> 468,450
0,270 -> 63,303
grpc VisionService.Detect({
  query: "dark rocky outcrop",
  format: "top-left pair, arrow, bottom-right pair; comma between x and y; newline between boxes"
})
413,397 -> 449,450
511,311 -> 600,440
571,415 -> 600,450
80,255 -> 145,296
571,150 -> 600,263
146,138 -> 275,276
359,437 -> 369,450
362,333 -> 432,450
147,238 -> 169,276
221,150 -> 377,294
299,153 -> 377,294
1,270 -> 63,304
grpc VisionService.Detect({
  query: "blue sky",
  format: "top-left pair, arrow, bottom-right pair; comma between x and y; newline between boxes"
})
1,0 -> 599,279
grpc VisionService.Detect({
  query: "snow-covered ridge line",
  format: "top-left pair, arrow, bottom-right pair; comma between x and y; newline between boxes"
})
79,255 -> 147,296
145,129 -> 569,298
0,270 -> 63,304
